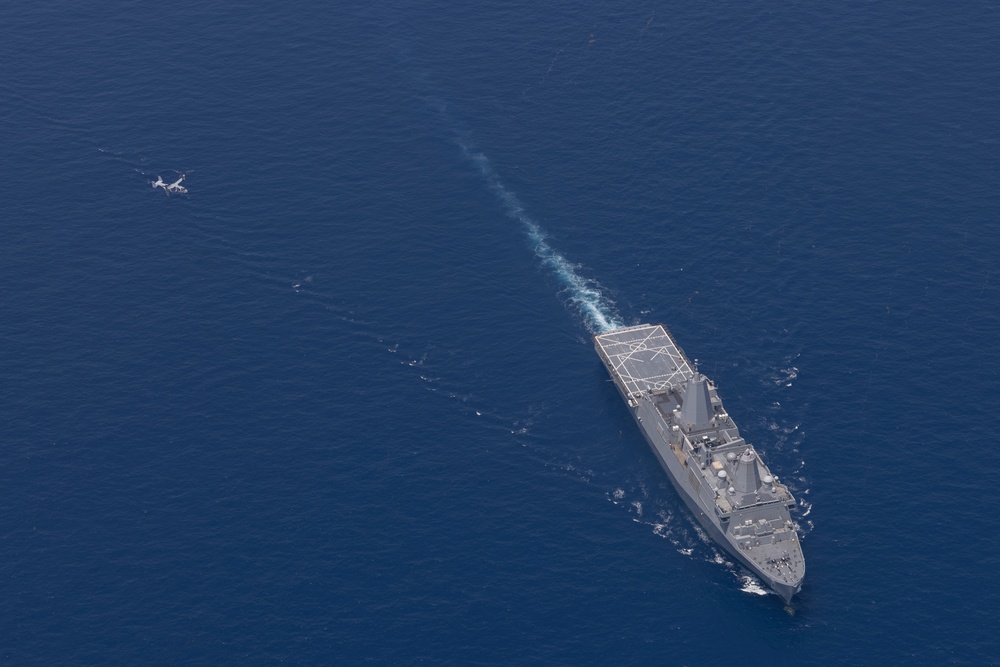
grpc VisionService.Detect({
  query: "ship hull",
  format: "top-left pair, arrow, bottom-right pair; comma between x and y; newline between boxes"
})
595,324 -> 804,603
629,400 -> 799,603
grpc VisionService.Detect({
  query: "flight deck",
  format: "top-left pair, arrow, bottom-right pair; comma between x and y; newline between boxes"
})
594,324 -> 694,398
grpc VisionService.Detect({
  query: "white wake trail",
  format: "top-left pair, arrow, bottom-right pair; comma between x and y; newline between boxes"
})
463,148 -> 623,333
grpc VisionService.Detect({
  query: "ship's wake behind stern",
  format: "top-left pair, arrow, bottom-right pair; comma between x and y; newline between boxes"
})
462,147 -> 623,334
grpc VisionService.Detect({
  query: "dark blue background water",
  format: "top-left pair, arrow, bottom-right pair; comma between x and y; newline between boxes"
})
3,1 -> 998,663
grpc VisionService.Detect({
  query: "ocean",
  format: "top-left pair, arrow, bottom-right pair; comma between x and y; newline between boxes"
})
2,0 -> 998,663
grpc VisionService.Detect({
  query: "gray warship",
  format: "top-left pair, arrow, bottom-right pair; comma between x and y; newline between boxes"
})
595,324 -> 804,602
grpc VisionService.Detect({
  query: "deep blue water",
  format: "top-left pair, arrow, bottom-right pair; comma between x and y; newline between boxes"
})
3,1 -> 999,663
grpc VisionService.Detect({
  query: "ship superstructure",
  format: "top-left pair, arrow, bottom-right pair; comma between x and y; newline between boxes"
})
594,324 -> 804,602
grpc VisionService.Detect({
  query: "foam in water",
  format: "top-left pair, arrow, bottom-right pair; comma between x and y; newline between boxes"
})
739,575 -> 769,596
461,146 -> 624,333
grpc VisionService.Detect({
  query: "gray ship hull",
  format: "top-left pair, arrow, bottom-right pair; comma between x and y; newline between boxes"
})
595,324 -> 804,603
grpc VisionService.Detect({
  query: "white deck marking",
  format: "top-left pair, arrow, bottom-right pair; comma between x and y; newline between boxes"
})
596,324 -> 694,397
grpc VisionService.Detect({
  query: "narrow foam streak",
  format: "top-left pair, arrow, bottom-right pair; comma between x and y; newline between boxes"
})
463,147 -> 623,333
